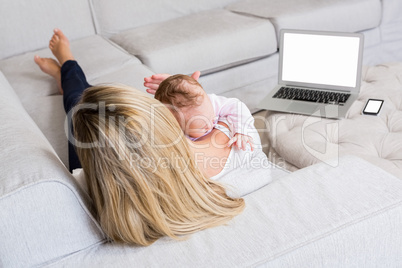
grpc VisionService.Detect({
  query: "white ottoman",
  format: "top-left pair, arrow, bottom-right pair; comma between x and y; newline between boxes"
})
260,62 -> 402,179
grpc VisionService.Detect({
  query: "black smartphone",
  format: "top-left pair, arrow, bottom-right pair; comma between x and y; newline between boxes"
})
362,99 -> 384,115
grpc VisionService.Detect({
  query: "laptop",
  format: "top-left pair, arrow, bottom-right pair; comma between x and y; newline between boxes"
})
257,29 -> 364,119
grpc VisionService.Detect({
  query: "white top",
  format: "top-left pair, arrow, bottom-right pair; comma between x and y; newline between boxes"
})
189,94 -> 255,141
209,120 -> 286,198
209,94 -> 255,135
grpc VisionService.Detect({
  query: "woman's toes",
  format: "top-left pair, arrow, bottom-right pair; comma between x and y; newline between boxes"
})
33,56 -> 60,75
54,28 -> 68,43
33,55 -> 43,67
51,35 -> 59,44
33,55 -> 42,66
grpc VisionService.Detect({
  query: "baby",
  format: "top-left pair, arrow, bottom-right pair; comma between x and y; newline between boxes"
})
148,73 -> 255,151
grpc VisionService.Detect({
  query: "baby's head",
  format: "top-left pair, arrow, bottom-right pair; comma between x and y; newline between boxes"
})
155,74 -> 216,139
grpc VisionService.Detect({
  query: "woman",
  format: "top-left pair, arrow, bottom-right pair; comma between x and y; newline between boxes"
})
34,29 -> 275,246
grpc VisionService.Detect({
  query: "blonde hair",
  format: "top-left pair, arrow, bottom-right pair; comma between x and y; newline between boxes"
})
72,84 -> 244,246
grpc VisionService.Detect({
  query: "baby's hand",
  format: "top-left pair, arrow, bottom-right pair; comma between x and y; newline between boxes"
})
227,133 -> 254,151
144,73 -> 171,95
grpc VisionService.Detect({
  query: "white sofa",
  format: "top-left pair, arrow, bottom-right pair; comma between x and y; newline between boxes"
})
2,0 -> 402,114
1,0 -> 402,267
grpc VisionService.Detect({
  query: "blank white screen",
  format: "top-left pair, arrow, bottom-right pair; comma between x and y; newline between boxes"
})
365,100 -> 383,113
281,33 -> 361,88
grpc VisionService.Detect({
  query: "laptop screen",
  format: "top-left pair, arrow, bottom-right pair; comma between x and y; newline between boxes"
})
280,31 -> 363,90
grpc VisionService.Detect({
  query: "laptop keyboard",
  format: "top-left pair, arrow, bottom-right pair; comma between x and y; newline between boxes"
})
273,87 -> 351,105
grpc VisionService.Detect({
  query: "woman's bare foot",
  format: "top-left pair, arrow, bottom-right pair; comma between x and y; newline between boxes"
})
49,28 -> 74,66
34,55 -> 63,94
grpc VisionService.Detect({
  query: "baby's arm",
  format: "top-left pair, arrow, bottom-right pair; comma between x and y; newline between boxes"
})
210,95 -> 255,151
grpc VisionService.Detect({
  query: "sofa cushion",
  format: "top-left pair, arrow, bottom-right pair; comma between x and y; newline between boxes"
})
227,0 -> 382,39
0,0 -> 95,60
0,35 -> 142,106
90,0 -> 240,37
0,71 -> 105,267
110,9 -> 277,75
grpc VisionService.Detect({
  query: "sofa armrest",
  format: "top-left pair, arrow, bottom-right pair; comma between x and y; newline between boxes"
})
250,155 -> 402,266
0,70 -> 105,268
41,156 -> 402,267
0,182 -> 106,268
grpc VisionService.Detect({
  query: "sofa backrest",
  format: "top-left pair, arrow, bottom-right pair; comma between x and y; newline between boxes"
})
90,0 -> 240,37
0,0 -> 96,60
0,71 -> 105,267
